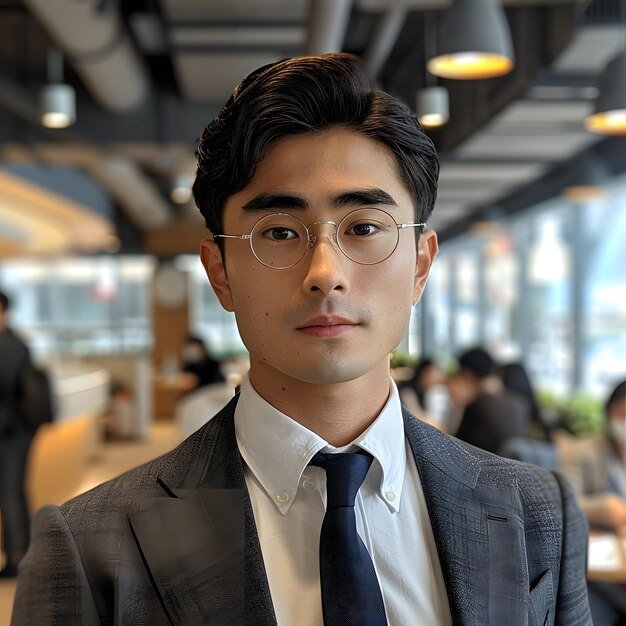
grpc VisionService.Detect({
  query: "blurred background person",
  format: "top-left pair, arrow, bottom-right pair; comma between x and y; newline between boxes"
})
450,347 -> 530,455
500,362 -> 552,442
0,290 -> 33,578
180,334 -> 224,391
175,335 -> 230,439
557,380 -> 626,625
558,380 -> 626,530
398,357 -> 451,431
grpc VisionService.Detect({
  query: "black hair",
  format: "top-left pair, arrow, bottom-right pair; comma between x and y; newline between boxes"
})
458,347 -> 495,380
409,358 -> 437,406
193,53 -> 439,246
184,334 -> 209,357
606,380 -> 626,415
500,362 -> 543,425
0,290 -> 9,312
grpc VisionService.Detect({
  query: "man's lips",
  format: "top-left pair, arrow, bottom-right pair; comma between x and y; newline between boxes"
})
296,316 -> 359,338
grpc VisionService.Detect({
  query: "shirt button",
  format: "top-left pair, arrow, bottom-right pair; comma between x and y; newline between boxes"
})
276,491 -> 290,503
302,478 -> 317,493
385,491 -> 396,502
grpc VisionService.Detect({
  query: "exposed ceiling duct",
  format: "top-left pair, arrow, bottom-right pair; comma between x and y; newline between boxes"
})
362,9 -> 408,77
306,0 -> 354,54
30,146 -> 173,231
87,157 -> 173,231
22,0 -> 150,113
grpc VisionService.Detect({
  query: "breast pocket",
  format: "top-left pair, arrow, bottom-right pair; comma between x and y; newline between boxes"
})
528,569 -> 554,626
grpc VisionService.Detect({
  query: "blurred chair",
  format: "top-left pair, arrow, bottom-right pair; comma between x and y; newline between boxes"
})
175,383 -> 234,441
25,414 -> 97,513
499,437 -> 558,470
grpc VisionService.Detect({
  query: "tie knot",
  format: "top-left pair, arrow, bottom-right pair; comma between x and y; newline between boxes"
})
309,451 -> 373,508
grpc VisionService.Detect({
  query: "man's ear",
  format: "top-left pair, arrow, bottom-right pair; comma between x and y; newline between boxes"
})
200,238 -> 234,312
413,229 -> 438,305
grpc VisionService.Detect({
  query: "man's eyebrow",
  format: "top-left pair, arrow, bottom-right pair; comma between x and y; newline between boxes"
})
242,193 -> 308,212
240,188 -> 399,213
332,188 -> 399,209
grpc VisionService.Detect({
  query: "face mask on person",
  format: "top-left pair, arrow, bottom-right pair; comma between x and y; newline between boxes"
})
182,345 -> 204,364
609,419 -> 626,445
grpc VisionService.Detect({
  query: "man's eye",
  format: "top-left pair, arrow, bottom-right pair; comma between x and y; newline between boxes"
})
347,223 -> 380,236
264,227 -> 299,241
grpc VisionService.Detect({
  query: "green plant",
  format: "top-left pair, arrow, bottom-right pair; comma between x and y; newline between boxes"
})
389,351 -> 418,369
537,388 -> 605,436
562,392 -> 605,436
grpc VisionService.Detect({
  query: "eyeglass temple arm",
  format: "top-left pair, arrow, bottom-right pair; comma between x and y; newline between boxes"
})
398,223 -> 426,229
212,234 -> 252,240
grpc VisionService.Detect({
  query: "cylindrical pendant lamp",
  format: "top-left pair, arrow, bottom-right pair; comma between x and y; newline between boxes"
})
40,83 -> 76,129
416,86 -> 450,128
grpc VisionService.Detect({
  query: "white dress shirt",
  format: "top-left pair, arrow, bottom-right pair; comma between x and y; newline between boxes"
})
234,375 -> 452,626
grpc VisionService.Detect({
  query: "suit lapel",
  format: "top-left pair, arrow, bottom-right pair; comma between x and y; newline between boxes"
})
128,397 -> 277,625
126,398 -> 533,625
403,410 -> 530,625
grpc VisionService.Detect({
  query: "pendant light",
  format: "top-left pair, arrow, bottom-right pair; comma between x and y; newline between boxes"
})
170,174 -> 193,204
417,86 -> 450,128
586,0 -> 626,135
39,49 -> 76,129
427,0 -> 515,80
585,50 -> 626,136
561,155 -> 609,203
417,13 -> 450,128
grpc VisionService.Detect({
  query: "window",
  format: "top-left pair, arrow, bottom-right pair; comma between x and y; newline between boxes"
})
423,172 -> 626,397
177,255 -> 246,358
0,256 -> 154,357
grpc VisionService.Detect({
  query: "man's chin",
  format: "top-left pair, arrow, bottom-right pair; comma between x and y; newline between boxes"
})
278,358 -> 390,386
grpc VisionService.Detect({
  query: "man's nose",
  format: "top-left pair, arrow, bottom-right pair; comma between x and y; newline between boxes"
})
301,224 -> 349,295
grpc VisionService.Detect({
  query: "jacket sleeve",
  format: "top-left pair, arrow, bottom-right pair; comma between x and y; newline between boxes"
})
552,470 -> 593,626
11,504 -> 101,626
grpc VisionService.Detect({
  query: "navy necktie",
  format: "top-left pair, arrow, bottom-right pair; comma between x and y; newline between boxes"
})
309,451 -> 388,626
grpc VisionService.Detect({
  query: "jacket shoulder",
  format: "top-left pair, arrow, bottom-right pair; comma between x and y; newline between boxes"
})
60,397 -> 237,522
406,411 -> 561,501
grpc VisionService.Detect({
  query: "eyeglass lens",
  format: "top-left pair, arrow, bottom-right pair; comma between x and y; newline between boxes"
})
250,208 -> 400,269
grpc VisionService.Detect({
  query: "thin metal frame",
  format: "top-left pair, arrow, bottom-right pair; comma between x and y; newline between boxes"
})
213,209 -> 426,269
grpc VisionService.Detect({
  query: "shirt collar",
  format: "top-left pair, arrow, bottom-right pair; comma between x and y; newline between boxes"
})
234,375 -> 406,514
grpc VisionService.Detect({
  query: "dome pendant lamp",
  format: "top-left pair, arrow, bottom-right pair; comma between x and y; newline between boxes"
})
586,0 -> 626,135
427,0 -> 515,80
585,50 -> 626,136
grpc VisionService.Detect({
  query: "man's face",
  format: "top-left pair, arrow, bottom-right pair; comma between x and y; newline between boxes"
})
201,128 -> 437,389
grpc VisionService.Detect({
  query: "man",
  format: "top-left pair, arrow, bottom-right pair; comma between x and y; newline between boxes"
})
451,347 -> 530,455
13,54 -> 590,625
0,290 -> 33,578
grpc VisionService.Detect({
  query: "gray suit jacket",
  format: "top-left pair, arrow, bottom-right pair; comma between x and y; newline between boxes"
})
12,396 -> 591,625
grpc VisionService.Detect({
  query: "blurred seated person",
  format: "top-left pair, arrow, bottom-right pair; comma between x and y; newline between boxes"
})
557,380 -> 626,531
181,335 -> 224,390
557,382 -> 626,626
450,347 -> 530,455
500,362 -> 552,441
398,357 -> 451,431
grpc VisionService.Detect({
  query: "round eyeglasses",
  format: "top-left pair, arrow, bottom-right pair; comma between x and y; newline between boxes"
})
213,208 -> 426,270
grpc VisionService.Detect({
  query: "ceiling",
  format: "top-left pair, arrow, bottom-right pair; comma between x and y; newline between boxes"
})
0,0 -> 624,253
